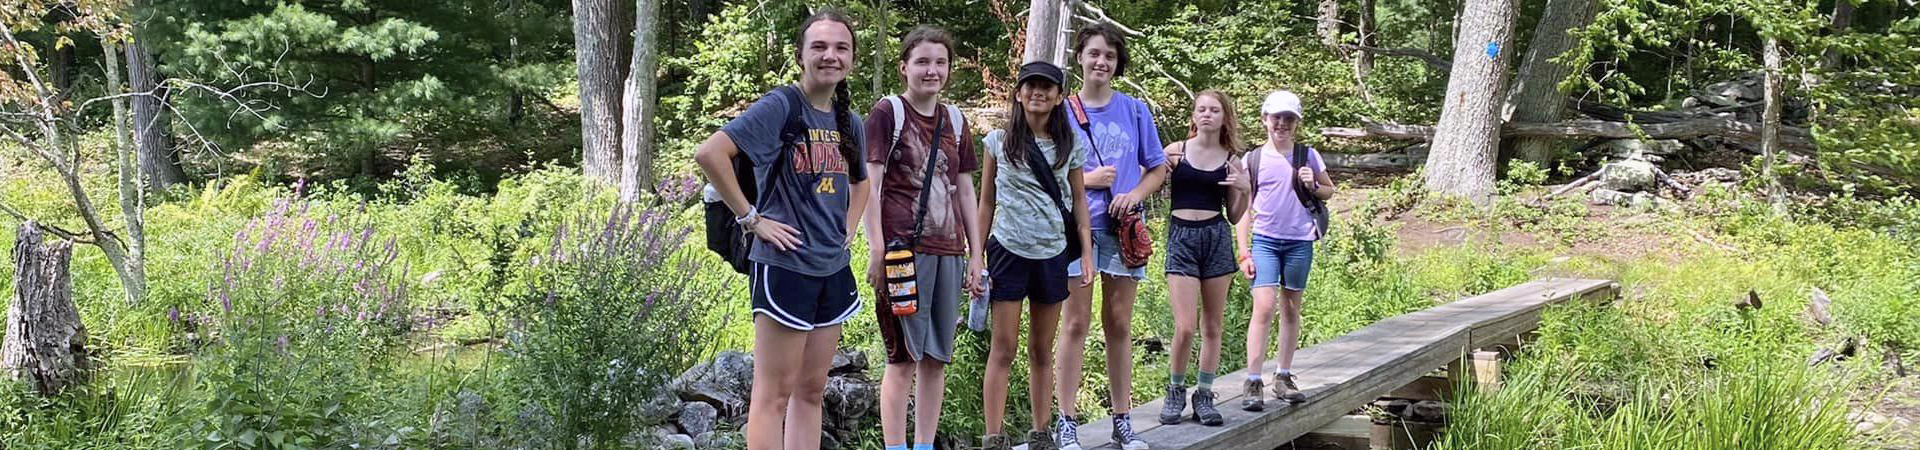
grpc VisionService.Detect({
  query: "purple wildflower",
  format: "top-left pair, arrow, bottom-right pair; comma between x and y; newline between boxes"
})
168,307 -> 181,323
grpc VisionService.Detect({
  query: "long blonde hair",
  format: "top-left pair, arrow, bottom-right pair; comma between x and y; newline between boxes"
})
1187,90 -> 1245,152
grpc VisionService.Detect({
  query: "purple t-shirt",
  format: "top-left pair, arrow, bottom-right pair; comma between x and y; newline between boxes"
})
1244,143 -> 1326,241
1069,92 -> 1166,230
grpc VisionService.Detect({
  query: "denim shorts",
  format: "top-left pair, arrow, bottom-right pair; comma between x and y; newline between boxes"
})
1249,235 -> 1314,291
1067,229 -> 1149,279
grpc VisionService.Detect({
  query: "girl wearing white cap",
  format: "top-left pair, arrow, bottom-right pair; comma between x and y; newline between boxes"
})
1236,90 -> 1335,412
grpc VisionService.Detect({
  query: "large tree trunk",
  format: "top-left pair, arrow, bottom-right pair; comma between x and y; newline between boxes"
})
127,38 -> 188,192
2,223 -> 89,396
573,0 -> 625,184
1505,0 -> 1596,165
618,0 -> 661,202
1356,0 -> 1376,76
1761,37 -> 1784,212
1318,0 -> 1343,52
1821,0 -> 1854,70
1022,0 -> 1065,65
1422,0 -> 1517,202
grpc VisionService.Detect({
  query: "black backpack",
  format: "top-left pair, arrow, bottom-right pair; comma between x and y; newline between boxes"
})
704,86 -> 809,274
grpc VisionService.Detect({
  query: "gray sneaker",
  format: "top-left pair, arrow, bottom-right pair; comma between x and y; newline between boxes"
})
983,434 -> 1011,450
1272,373 -> 1307,403
1027,429 -> 1058,450
1241,378 -> 1266,411
1192,389 -> 1224,426
1159,385 -> 1188,424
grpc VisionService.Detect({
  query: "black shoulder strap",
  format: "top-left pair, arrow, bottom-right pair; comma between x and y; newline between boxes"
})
1292,143 -> 1318,207
906,108 -> 945,246
1026,139 -> 1072,217
1245,145 -> 1264,201
757,85 -> 808,206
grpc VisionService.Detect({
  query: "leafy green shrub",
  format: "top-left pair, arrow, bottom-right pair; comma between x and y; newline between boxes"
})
503,202 -> 730,447
188,193 -> 420,449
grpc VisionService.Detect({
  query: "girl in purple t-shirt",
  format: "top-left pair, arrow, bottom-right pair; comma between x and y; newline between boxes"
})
1235,90 -> 1337,412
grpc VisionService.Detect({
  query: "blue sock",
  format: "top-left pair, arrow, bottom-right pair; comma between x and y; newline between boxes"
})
913,444 -> 934,450
1247,373 -> 1262,382
1197,371 -> 1217,392
886,445 -> 908,450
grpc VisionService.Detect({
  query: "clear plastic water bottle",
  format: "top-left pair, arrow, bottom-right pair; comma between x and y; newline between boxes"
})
966,269 -> 990,332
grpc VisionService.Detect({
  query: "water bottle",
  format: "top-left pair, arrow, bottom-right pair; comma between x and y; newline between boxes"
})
883,240 -> 918,316
966,269 -> 990,332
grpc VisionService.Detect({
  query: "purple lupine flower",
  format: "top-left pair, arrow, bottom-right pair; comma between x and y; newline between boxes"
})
293,178 -> 307,196
276,334 -> 290,353
169,307 -> 181,323
220,289 -> 233,313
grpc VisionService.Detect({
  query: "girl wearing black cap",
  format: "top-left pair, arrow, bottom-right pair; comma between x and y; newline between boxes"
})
975,61 -> 1094,450
693,9 -> 870,450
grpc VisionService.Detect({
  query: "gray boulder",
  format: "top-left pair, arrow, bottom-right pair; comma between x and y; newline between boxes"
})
822,376 -> 879,429
1599,160 -> 1658,192
830,349 -> 869,377
677,401 -> 719,437
672,350 -> 754,415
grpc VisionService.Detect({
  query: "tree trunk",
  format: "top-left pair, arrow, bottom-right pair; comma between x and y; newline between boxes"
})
1356,0 -> 1376,78
871,0 -> 889,96
1022,0 -> 1065,65
573,0 -> 625,184
1504,0 -> 1596,165
508,0 -> 526,126
127,37 -> 189,192
619,0 -> 661,202
1318,0 -> 1343,52
2,222 -> 89,396
104,40 -> 149,311
1422,0 -> 1517,202
1761,37 -> 1784,213
1821,0 -> 1853,70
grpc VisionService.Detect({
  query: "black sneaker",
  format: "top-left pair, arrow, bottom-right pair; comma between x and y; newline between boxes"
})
1272,373 -> 1307,403
1027,429 -> 1058,450
1053,414 -> 1082,450
1191,389 -> 1224,426
1241,378 -> 1266,411
1159,385 -> 1188,425
983,434 -> 1011,450
1112,416 -> 1150,450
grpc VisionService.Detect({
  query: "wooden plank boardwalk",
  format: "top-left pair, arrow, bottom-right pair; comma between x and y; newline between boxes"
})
1019,277 -> 1617,450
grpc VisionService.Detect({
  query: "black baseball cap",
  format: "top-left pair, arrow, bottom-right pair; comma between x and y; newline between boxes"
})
1016,61 -> 1066,87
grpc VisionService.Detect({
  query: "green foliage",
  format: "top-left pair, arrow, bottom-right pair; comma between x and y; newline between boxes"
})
503,201 -> 730,447
142,0 -> 577,185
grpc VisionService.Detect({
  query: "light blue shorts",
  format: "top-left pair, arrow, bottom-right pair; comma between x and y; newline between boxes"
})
1066,230 -> 1149,279
1250,235 -> 1314,291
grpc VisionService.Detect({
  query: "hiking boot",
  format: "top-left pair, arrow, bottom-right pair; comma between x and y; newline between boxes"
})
1112,416 -> 1151,450
1241,378 -> 1266,412
982,434 -> 1011,450
1159,385 -> 1188,425
1053,414 -> 1082,450
1027,429 -> 1058,450
1271,373 -> 1307,403
1191,389 -> 1224,426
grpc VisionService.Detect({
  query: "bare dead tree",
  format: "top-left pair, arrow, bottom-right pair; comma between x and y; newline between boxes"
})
0,14 -> 318,306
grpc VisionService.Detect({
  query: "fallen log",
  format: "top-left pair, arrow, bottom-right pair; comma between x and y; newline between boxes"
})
1322,117 -> 1815,153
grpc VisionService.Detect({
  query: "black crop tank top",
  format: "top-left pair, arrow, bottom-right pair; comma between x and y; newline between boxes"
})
1169,142 -> 1230,213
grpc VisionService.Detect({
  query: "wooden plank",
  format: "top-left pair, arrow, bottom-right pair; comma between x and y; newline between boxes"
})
1384,375 -> 1451,401
1014,278 -> 1615,450
1308,414 -> 1376,440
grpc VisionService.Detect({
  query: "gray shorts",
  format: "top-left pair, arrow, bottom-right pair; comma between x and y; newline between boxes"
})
876,253 -> 962,364
1165,216 -> 1239,279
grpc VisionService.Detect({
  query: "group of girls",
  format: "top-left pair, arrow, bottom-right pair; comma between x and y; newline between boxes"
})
694,10 -> 1337,450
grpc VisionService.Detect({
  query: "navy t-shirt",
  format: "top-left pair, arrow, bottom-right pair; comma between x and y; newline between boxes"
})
721,87 -> 868,277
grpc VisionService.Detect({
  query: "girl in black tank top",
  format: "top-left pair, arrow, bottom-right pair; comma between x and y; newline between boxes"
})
1154,90 -> 1251,427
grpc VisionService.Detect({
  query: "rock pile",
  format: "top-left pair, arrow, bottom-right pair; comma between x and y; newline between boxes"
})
644,349 -> 879,450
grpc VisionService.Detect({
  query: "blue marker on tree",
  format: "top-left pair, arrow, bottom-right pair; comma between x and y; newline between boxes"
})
1486,41 -> 1501,60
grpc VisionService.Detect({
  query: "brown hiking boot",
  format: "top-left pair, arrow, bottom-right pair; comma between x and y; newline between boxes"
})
1271,373 -> 1307,403
1027,429 -> 1058,450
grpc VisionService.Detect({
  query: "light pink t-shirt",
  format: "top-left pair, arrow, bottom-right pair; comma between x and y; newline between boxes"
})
1243,144 -> 1326,241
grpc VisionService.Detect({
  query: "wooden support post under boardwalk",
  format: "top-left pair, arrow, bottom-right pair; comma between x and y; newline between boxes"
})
1012,278 -> 1616,450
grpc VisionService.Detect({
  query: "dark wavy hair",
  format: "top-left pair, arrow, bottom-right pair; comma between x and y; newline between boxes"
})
1073,23 -> 1130,78
795,9 -> 859,174
1005,78 -> 1075,170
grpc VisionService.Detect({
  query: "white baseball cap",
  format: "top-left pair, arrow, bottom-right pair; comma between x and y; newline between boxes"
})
1261,90 -> 1304,118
